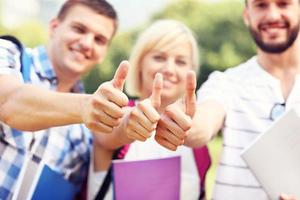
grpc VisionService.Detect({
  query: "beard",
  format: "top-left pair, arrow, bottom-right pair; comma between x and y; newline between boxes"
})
249,21 -> 300,54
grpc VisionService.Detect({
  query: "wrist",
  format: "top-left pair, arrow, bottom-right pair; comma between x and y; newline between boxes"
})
121,112 -> 135,144
79,94 -> 92,124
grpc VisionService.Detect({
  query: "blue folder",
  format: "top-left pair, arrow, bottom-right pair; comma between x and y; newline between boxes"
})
31,165 -> 78,200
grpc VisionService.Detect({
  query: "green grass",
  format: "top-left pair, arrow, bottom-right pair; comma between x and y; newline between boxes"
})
205,135 -> 223,199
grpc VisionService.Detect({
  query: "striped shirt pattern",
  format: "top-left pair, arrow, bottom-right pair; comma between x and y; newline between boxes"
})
197,57 -> 300,200
0,39 -> 92,199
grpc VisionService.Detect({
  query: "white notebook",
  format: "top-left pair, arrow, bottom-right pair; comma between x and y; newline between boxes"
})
241,108 -> 300,199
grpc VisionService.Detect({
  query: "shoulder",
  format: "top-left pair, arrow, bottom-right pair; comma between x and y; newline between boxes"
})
197,57 -> 259,109
224,57 -> 258,79
0,37 -> 22,56
0,37 -> 24,74
207,56 -> 259,84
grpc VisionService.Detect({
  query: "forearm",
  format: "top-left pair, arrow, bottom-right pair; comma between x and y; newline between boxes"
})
93,142 -> 114,171
0,83 -> 89,131
92,113 -> 134,171
184,101 -> 225,147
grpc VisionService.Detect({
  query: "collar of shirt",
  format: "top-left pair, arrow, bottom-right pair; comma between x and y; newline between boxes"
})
29,46 -> 84,93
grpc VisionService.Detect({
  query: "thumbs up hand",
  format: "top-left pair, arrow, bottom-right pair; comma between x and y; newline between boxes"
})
83,61 -> 129,134
155,71 -> 196,151
183,71 -> 197,118
125,73 -> 163,141
280,194 -> 298,200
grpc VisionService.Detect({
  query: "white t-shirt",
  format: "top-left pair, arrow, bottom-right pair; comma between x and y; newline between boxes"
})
197,56 -> 300,200
88,135 -> 200,200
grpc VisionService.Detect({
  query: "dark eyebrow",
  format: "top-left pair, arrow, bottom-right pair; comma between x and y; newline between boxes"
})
71,21 -> 87,30
251,0 -> 265,4
95,34 -> 109,43
71,21 -> 110,42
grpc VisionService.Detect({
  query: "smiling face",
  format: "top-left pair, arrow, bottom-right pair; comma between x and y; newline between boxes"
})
139,39 -> 193,105
48,4 -> 115,79
244,0 -> 300,53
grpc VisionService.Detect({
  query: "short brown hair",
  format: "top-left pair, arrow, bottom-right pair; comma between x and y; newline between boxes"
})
57,0 -> 118,32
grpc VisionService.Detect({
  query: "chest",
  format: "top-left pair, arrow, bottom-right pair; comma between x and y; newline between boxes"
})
224,80 -> 300,142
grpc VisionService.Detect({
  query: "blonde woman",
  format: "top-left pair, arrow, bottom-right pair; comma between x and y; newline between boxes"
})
90,19 -> 211,200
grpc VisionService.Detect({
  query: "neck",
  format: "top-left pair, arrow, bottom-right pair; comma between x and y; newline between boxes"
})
56,79 -> 79,92
257,37 -> 300,76
257,37 -> 300,100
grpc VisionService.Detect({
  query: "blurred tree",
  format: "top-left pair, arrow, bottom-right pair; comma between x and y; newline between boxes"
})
12,21 -> 47,47
151,0 -> 256,87
0,19 -> 47,47
5,20 -> 47,47
83,0 -> 256,93
1,0 -> 256,93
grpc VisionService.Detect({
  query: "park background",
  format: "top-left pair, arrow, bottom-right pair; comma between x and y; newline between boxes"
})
0,0 -> 257,198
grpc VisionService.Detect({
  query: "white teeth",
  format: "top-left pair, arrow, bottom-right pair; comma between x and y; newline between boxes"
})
267,27 -> 280,31
262,26 -> 285,34
262,25 -> 285,30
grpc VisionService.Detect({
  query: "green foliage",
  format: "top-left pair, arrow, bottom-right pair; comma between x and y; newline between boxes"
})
152,0 -> 256,86
207,134 -> 223,200
0,20 -> 47,47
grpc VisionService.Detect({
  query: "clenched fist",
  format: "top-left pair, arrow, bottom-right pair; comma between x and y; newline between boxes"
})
83,61 -> 129,133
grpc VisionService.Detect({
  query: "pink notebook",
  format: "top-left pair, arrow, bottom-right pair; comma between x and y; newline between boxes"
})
112,156 -> 181,200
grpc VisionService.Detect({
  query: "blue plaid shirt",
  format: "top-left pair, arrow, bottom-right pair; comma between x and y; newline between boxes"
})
0,39 -> 92,199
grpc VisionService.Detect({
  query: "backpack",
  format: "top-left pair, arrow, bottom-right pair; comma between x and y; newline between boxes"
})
0,35 -> 32,82
96,100 -> 211,200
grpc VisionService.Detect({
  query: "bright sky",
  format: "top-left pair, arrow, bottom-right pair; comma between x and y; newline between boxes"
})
1,0 -> 171,31
108,0 -> 171,31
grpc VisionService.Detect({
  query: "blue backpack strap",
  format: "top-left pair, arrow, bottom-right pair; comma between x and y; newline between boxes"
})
21,48 -> 32,83
193,146 -> 212,200
0,35 -> 32,82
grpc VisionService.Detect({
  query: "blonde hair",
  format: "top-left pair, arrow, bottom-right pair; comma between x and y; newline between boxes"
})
126,19 -> 200,97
